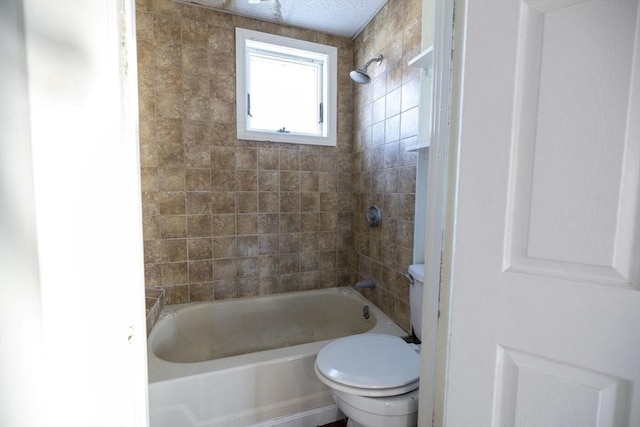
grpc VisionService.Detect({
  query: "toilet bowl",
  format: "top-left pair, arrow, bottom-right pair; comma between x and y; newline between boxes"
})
315,334 -> 420,427
315,264 -> 425,427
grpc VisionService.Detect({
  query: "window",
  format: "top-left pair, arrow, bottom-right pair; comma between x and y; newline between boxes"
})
235,28 -> 337,147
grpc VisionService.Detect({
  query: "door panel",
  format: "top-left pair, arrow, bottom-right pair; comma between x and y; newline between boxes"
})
444,0 -> 640,425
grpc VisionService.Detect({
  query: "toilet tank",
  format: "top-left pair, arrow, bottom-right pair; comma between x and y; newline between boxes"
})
408,264 -> 425,341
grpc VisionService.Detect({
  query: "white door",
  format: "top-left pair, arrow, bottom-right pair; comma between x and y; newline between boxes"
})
1,1 -> 149,425
442,0 -> 640,425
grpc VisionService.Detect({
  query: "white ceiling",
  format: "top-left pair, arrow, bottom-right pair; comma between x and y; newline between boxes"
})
179,0 -> 388,39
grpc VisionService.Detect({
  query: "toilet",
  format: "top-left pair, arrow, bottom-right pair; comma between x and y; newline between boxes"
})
315,264 -> 425,427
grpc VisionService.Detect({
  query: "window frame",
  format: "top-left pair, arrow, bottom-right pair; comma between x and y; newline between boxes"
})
235,28 -> 338,147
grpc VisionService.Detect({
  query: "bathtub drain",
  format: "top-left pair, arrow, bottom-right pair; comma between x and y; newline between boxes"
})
362,305 -> 370,320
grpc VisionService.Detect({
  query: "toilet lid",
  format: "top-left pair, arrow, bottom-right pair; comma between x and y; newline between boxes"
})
316,334 -> 420,391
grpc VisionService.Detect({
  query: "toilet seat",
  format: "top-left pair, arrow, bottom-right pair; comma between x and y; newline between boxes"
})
315,334 -> 420,397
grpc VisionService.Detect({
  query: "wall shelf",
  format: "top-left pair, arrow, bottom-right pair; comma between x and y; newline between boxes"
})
408,46 -> 434,70
405,46 -> 434,153
406,141 -> 429,152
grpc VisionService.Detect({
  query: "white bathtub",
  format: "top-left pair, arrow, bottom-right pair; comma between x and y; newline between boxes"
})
148,287 -> 408,427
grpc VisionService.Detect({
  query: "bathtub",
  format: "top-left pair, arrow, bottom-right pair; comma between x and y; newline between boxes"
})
148,287 -> 408,427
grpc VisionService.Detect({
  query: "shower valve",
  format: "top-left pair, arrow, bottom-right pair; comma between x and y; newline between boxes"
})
366,205 -> 381,227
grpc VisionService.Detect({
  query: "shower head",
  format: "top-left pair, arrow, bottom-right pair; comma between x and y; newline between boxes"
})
349,69 -> 372,84
350,54 -> 383,85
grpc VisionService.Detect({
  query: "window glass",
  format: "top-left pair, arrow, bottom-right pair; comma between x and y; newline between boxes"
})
247,50 -> 321,134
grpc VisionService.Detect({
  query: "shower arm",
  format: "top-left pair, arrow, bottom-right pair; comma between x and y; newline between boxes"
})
357,54 -> 383,72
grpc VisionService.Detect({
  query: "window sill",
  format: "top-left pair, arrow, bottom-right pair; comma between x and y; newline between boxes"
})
237,128 -> 336,147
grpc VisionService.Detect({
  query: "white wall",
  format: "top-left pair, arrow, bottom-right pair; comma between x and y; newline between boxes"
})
0,1 -> 149,425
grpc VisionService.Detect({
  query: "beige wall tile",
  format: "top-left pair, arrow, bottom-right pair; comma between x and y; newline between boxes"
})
212,279 -> 236,299
145,263 -> 162,286
300,213 -> 320,233
143,215 -> 160,240
211,170 -> 235,192
237,258 -> 258,278
158,168 -> 185,191
162,239 -> 187,262
154,15 -> 181,46
279,233 -> 299,254
258,148 -> 279,170
162,262 -> 188,285
164,284 -> 189,304
181,19 -> 209,44
188,238 -> 213,260
279,213 -> 300,233
211,147 -> 235,170
258,192 -> 279,213
236,214 -> 258,235
280,150 -> 300,171
258,170 -> 279,192
278,254 -> 299,274
213,259 -> 237,280
259,234 -> 279,256
159,192 -> 186,215
190,282 -> 214,302
186,192 -> 212,215
235,170 -> 257,192
235,147 -> 258,170
211,192 -> 235,214
236,235 -> 259,258
236,192 -> 258,213
144,240 -> 162,264
160,216 -> 186,239
258,256 -> 278,277
187,215 -> 212,238
279,171 -> 300,192
300,232 -> 319,252
212,236 -> 235,259
300,193 -> 320,212
212,214 -> 235,236
189,260 -> 213,282
279,192 -> 299,213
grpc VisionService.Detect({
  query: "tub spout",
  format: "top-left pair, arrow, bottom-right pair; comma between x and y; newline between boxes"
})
355,279 -> 376,290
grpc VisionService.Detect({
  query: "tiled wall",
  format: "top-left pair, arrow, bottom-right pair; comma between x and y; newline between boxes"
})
351,0 -> 422,331
136,0 -> 422,331
136,0 -> 355,304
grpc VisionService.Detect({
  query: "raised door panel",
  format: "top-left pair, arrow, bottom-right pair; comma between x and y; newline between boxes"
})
504,0 -> 640,289
493,347 -> 631,427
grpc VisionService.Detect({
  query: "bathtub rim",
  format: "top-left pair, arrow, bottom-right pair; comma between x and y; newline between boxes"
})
147,286 -> 409,383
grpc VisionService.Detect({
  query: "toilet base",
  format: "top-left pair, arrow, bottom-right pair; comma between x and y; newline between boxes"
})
332,389 -> 418,427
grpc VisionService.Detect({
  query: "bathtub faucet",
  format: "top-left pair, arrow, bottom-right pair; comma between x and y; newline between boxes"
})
355,279 -> 376,290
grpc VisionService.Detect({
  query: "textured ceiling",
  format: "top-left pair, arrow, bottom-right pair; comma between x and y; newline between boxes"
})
179,0 -> 388,39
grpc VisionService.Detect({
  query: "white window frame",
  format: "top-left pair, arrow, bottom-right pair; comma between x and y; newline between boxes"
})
235,28 -> 338,147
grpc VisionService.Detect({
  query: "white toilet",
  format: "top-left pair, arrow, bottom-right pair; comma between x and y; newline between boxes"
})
315,264 -> 425,427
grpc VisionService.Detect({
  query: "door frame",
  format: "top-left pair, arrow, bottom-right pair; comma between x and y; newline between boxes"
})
417,0 -> 458,425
